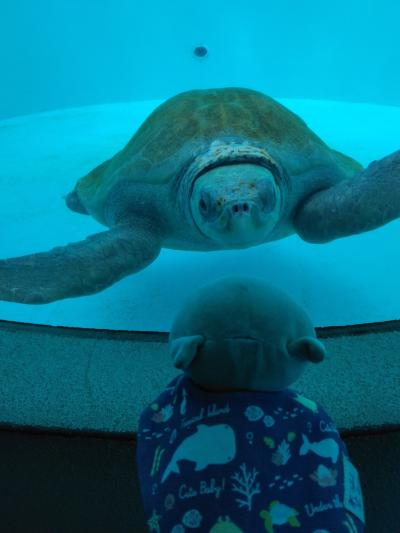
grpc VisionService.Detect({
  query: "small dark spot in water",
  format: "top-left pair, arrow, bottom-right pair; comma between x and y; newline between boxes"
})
193,45 -> 208,58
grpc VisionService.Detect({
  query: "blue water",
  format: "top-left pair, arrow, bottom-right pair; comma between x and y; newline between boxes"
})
0,0 -> 398,330
1,0 -> 399,120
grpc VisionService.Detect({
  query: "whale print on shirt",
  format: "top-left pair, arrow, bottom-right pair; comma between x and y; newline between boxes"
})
161,423 -> 236,483
300,434 -> 339,463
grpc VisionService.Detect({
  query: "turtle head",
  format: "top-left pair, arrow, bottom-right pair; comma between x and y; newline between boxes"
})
190,163 -> 281,247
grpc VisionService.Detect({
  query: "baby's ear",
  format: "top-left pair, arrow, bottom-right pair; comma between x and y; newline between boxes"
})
169,335 -> 205,370
287,337 -> 326,363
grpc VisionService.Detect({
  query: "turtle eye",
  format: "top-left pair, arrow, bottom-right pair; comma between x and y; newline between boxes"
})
198,191 -> 219,221
199,192 -> 210,214
257,180 -> 277,211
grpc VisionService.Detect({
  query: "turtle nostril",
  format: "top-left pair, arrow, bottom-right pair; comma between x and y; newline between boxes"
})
232,202 -> 249,214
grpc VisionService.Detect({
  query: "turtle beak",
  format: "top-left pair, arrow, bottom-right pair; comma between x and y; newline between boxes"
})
219,201 -> 264,234
219,179 -> 278,229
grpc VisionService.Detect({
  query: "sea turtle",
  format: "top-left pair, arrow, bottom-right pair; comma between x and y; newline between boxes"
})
0,87 -> 399,304
209,515 -> 244,533
259,500 -> 300,532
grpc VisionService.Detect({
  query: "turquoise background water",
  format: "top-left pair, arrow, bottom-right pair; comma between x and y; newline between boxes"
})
0,0 -> 399,330
1,0 -> 399,119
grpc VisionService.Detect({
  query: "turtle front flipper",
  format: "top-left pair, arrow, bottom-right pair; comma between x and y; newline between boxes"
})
294,150 -> 400,243
0,222 -> 162,304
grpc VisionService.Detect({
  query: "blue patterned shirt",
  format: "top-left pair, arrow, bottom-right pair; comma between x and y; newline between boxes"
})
137,374 -> 365,533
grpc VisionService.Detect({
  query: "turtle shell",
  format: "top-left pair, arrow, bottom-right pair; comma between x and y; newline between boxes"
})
73,87 -> 362,222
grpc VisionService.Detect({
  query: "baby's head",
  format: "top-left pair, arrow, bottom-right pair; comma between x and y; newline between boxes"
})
169,276 -> 326,392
